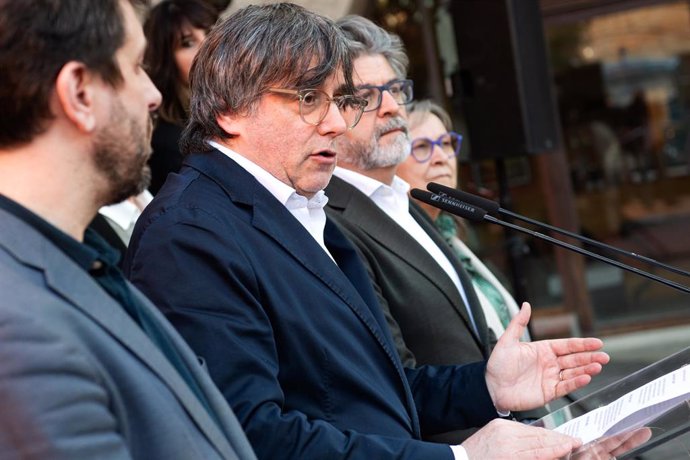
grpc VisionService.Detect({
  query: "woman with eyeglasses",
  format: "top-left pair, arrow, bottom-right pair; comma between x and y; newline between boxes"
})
397,100 -> 526,340
144,0 -> 220,194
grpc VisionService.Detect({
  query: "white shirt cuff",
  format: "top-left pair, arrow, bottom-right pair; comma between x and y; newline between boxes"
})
450,407 -> 508,460
450,444 -> 469,460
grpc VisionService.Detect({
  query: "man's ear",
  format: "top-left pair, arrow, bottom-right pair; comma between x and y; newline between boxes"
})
216,113 -> 243,138
54,62 -> 100,133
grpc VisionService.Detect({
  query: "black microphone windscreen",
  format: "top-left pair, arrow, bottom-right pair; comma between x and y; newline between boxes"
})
410,189 -> 487,223
426,182 -> 499,213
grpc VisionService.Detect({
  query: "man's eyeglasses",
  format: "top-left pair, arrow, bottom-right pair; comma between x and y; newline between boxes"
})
267,88 -> 368,129
409,132 -> 462,163
355,79 -> 414,112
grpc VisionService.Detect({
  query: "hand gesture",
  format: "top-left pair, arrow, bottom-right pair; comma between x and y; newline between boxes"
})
485,302 -> 610,412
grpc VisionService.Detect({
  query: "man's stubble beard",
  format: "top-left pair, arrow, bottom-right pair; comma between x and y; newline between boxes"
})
93,99 -> 152,206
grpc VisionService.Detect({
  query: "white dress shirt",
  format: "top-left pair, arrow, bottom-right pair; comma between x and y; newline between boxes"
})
98,190 -> 153,245
209,141 -> 335,262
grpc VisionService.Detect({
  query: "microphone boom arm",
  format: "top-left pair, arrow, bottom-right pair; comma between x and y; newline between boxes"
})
484,215 -> 690,295
410,188 -> 690,295
426,181 -> 690,279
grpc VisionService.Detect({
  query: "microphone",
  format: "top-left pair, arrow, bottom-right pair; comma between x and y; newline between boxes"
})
410,188 -> 690,295
410,189 -> 488,221
426,182 -> 690,279
426,182 -> 500,214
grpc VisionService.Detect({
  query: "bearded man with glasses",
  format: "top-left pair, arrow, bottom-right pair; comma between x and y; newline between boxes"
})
125,5 -> 607,460
326,15 -> 492,384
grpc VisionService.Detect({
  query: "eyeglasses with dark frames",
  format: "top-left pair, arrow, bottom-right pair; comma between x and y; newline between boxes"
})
355,79 -> 414,112
267,88 -> 368,129
409,132 -> 463,163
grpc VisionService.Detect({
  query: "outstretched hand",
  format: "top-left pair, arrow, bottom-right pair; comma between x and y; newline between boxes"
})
485,302 -> 610,413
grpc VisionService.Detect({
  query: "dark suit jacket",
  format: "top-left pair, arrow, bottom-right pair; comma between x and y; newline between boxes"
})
124,149 -> 498,459
325,175 -> 492,367
0,208 -> 255,460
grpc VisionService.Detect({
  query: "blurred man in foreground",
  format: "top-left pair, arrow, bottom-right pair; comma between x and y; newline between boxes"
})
0,1 -> 254,458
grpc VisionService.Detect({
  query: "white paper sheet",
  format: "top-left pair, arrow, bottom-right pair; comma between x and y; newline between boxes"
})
554,365 -> 690,444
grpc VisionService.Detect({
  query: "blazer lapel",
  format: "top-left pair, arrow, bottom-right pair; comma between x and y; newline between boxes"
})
323,217 -> 421,436
323,219 -> 380,309
0,212 -> 237,459
248,180 -> 410,374
327,176 -> 487,351
183,153 -> 332,295
411,204 -> 492,355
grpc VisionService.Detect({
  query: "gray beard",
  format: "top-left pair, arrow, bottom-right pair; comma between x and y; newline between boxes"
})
338,119 -> 411,170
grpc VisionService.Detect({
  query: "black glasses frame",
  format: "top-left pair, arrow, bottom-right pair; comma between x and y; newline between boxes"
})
356,79 -> 414,112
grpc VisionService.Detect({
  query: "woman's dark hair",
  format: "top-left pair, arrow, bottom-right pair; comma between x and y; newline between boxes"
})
144,0 -> 219,125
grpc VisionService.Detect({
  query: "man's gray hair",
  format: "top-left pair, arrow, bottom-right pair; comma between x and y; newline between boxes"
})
181,2 -> 355,154
336,15 -> 408,79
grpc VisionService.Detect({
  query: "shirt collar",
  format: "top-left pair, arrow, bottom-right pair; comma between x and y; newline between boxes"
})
333,167 -> 385,198
98,190 -> 152,231
333,166 -> 410,208
285,190 -> 329,211
210,140 -> 328,210
0,194 -> 118,271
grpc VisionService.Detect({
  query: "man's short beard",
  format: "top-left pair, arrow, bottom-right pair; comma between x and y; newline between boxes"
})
93,101 -> 151,206
338,118 -> 410,171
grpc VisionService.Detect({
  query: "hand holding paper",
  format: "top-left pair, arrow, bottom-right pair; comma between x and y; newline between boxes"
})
462,418 -> 582,460
555,365 -> 690,444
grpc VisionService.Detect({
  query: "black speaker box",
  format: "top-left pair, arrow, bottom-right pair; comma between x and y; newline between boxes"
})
448,0 -> 562,159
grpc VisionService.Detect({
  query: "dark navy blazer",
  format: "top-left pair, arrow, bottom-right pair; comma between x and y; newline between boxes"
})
124,149 -> 497,459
